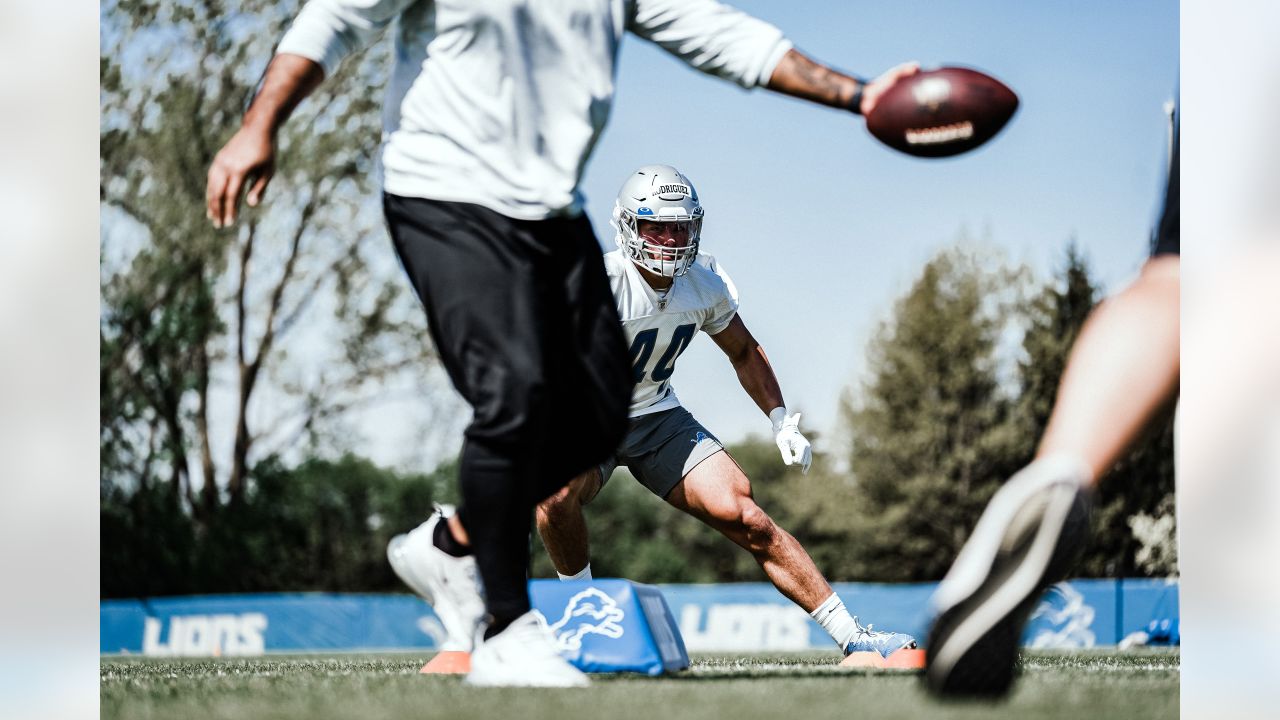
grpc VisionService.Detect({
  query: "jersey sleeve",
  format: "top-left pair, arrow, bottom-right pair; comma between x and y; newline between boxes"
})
701,256 -> 740,335
277,0 -> 421,77
628,0 -> 793,90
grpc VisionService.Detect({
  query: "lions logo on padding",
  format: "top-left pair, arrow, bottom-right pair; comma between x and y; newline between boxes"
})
1027,582 -> 1096,649
545,587 -> 627,651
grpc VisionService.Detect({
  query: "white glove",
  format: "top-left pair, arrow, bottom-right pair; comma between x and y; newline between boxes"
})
770,408 -> 812,474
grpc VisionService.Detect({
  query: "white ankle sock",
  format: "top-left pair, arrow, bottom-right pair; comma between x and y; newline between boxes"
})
810,593 -> 860,647
556,563 -> 592,581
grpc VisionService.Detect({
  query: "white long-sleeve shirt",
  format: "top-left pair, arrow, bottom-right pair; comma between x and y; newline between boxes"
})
277,0 -> 791,220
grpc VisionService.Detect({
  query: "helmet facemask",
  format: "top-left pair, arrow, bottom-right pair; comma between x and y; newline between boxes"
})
612,164 -> 705,278
616,209 -> 703,278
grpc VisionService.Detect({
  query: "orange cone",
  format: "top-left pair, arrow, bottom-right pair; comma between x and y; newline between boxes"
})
419,650 -> 471,674
840,651 -> 886,668
883,648 -> 926,669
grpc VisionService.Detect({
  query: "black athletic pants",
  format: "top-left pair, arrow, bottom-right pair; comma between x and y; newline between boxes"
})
384,193 -> 631,627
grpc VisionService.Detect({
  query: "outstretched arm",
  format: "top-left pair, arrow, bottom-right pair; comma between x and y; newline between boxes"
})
767,49 -> 919,116
206,54 -> 325,228
628,0 -> 918,116
206,0 -> 413,227
630,0 -> 916,116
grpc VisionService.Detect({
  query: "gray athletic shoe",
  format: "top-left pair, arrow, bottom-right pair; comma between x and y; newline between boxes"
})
387,504 -> 486,652
925,456 -> 1093,697
843,618 -> 918,658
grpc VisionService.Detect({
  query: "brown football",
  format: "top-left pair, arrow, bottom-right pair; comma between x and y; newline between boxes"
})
865,67 -> 1018,158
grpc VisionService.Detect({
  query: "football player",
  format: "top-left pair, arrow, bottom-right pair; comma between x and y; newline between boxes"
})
535,164 -> 917,660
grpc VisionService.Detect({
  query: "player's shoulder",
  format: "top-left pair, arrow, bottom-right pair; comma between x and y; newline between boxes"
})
688,251 -> 723,279
675,252 -> 737,311
685,252 -> 738,303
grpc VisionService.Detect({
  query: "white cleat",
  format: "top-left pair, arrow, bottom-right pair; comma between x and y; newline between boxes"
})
387,504 -> 486,652
465,611 -> 590,688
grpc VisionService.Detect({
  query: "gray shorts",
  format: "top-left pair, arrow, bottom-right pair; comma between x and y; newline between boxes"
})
598,406 -> 724,498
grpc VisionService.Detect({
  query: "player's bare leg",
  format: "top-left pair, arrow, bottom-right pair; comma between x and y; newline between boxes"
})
665,450 -> 830,610
535,469 -> 602,579
1038,255 -> 1181,484
537,448 -> 913,655
667,450 -> 916,656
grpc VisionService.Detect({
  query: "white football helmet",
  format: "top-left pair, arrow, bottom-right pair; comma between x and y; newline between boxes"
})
611,164 -> 703,277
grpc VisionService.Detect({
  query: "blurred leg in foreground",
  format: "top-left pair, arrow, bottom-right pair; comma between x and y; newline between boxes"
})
1037,255 -> 1180,484
926,119 -> 1180,698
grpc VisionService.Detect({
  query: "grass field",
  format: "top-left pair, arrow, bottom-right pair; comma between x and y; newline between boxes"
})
101,649 -> 1178,720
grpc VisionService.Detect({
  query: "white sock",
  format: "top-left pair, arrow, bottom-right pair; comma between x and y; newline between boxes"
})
557,563 -> 592,581
810,593 -> 860,648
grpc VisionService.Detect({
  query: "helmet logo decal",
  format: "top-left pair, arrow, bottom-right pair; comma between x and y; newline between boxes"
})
636,206 -> 654,216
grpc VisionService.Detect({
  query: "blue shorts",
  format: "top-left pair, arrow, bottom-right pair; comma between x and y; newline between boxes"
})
598,407 -> 724,498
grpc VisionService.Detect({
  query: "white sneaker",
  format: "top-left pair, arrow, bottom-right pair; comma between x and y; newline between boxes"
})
387,505 -> 486,652
464,611 -> 590,688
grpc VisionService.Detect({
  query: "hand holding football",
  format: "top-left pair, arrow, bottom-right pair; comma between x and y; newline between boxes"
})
865,67 -> 1019,158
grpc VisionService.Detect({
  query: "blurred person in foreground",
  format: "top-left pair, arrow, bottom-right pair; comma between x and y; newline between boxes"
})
205,0 -> 919,688
925,107 -> 1180,697
536,164 -> 917,661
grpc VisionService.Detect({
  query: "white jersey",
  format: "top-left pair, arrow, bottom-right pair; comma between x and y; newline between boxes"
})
277,0 -> 791,221
603,250 -> 739,417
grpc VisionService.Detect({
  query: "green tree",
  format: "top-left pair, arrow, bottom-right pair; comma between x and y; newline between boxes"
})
1015,241 -> 1098,443
100,0 -> 446,530
839,246 -> 1028,581
101,454 -> 457,597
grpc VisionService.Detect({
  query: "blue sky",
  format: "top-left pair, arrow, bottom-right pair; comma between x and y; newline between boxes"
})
575,0 -> 1178,448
